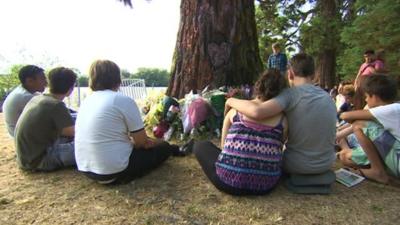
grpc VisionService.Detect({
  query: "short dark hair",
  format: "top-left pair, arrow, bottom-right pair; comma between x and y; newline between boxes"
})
254,69 -> 288,101
89,60 -> 121,91
364,49 -> 375,55
362,74 -> 397,102
288,53 -> 315,78
18,65 -> 45,84
48,67 -> 77,94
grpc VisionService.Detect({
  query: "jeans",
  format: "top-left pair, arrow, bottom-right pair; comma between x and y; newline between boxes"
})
36,138 -> 75,171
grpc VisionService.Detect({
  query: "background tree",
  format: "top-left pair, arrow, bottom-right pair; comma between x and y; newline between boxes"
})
120,0 -> 262,98
77,76 -> 89,87
166,0 -> 262,98
119,0 -> 400,92
131,68 -> 169,86
339,0 -> 400,80
121,69 -> 133,79
0,64 -> 24,100
257,0 -> 314,64
300,0 -> 341,88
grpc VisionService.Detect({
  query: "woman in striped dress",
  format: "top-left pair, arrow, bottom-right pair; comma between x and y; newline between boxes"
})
193,69 -> 288,195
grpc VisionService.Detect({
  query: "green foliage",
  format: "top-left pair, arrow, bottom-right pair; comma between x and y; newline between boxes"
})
339,0 -> 400,80
77,76 -> 89,87
131,68 -> 170,87
121,69 -> 133,79
256,1 -> 314,65
0,64 -> 23,100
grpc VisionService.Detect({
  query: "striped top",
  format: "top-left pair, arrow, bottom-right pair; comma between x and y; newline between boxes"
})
216,113 -> 285,192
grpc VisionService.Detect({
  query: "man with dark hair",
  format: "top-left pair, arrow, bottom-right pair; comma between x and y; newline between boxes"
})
14,67 -> 77,171
225,53 -> 337,193
267,42 -> 288,75
2,65 -> 47,137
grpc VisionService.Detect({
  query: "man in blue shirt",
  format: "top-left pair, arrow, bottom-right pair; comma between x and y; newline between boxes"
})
267,43 -> 288,75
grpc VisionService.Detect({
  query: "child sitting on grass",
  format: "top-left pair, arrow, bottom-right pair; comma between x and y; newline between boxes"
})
192,69 -> 288,195
338,75 -> 400,184
337,84 -> 355,119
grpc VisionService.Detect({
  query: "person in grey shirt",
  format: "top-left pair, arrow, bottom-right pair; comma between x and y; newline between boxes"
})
2,65 -> 47,137
225,53 -> 336,174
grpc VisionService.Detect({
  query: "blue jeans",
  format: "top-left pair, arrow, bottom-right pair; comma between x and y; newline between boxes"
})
36,138 -> 76,171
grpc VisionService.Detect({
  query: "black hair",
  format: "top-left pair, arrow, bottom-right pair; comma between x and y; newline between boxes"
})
364,49 -> 375,55
18,65 -> 45,84
48,67 -> 77,94
362,74 -> 397,102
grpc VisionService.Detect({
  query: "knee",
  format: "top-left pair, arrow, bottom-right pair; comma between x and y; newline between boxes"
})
352,120 -> 367,132
339,149 -> 352,163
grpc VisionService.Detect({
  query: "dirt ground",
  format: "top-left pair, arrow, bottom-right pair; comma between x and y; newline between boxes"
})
0,113 -> 399,225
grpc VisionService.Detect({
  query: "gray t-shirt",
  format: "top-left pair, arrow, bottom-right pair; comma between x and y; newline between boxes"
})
275,84 -> 336,174
2,85 -> 36,137
14,94 -> 74,170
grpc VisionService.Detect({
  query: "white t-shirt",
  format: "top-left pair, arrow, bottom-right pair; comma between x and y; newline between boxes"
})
2,85 -> 36,137
75,90 -> 144,174
369,103 -> 400,141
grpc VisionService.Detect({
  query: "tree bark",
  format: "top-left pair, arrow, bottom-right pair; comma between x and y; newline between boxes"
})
315,0 -> 339,89
167,0 -> 262,98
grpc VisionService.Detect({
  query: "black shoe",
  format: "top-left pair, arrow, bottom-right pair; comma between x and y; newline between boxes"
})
172,139 -> 194,157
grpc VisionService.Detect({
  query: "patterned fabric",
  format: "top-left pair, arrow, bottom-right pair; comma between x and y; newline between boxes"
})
268,53 -> 287,73
216,113 -> 284,192
350,121 -> 400,177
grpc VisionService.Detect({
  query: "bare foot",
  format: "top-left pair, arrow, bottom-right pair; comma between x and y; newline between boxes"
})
360,168 -> 389,184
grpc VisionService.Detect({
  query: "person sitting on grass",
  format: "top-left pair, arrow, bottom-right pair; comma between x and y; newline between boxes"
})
14,67 -> 77,171
75,59 -> 185,185
225,53 -> 337,176
2,65 -> 47,137
337,84 -> 355,122
192,69 -> 288,195
338,75 -> 400,184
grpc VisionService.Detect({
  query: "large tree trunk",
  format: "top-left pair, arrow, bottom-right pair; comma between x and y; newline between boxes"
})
315,0 -> 339,89
167,0 -> 262,98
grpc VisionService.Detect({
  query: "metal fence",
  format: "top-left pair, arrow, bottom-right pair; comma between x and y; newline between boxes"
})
119,79 -> 147,100
64,79 -> 147,110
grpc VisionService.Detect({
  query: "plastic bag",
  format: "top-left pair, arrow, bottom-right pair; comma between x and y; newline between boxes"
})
188,98 -> 210,128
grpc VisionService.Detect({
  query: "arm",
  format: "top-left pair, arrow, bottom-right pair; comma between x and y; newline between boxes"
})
336,125 -> 353,142
340,109 -> 374,123
225,98 -> 283,120
354,65 -> 364,90
220,109 -> 235,148
61,126 -> 75,137
130,129 -> 159,149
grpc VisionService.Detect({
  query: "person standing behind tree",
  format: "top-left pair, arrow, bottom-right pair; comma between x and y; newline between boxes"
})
267,43 -> 288,75
2,65 -> 47,137
354,50 -> 377,109
14,67 -> 77,171
374,49 -> 387,73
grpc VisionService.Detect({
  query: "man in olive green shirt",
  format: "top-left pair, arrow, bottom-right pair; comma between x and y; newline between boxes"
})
15,67 -> 77,171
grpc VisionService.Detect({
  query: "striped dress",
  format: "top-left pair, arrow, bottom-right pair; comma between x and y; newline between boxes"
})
215,113 -> 284,192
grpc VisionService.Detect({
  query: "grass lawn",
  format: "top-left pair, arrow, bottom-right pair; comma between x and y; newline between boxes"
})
0,113 -> 399,225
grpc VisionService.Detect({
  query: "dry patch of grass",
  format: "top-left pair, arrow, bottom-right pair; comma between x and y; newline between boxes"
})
0,113 -> 399,225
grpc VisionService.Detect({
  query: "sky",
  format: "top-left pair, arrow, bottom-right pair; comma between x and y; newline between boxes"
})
0,0 -> 180,74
